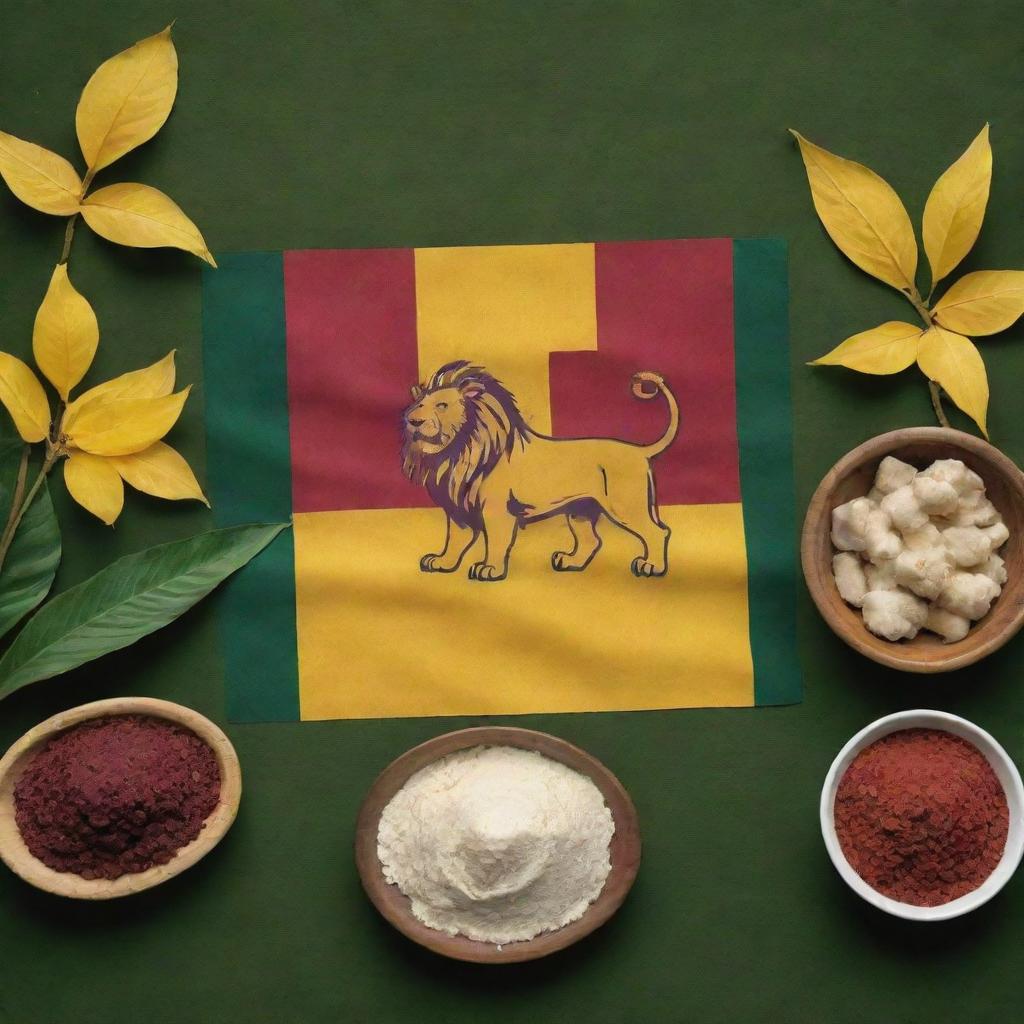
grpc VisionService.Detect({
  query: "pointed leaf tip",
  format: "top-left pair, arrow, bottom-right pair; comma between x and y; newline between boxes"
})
0,353 -> 50,443
33,264 -> 99,400
76,27 -> 178,173
80,183 -> 213,265
810,321 -> 922,375
0,523 -> 287,698
67,350 -> 177,416
933,270 -> 1024,336
922,125 -> 992,287
65,387 -> 190,457
0,131 -> 82,216
917,325 -> 989,437
64,452 -> 124,525
109,441 -> 208,505
791,131 -> 918,293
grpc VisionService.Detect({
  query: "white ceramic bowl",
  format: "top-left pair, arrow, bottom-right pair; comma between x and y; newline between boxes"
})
820,709 -> 1024,921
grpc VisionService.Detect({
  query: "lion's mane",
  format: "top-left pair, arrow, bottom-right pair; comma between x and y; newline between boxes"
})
402,360 -> 530,526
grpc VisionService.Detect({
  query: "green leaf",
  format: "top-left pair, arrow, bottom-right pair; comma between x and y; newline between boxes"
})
0,444 -> 61,642
0,522 -> 287,700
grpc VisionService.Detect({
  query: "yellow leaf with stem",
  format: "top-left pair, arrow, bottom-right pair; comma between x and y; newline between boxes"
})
64,387 -> 190,457
80,184 -> 216,266
917,326 -> 989,437
0,352 -> 50,443
64,452 -> 124,526
932,270 -> 1024,336
0,131 -> 82,216
809,321 -> 922,375
922,124 -> 991,288
790,130 -> 918,293
68,351 -> 176,415
33,264 -> 99,400
108,441 -> 208,505
75,26 -> 178,174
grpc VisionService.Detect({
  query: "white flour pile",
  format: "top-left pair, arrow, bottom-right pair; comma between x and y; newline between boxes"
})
377,745 -> 615,945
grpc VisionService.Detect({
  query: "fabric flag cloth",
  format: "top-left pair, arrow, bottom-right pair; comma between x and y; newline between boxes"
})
202,238 -> 800,722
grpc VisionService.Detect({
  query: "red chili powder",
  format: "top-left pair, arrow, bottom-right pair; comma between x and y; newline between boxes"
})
834,728 -> 1008,907
14,714 -> 221,881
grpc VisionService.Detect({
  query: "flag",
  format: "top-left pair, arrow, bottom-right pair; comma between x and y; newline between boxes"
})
203,238 -> 800,721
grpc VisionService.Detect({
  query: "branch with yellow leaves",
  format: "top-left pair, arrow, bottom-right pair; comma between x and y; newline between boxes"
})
0,25 -> 213,560
0,27 -> 285,702
792,125 -> 1024,438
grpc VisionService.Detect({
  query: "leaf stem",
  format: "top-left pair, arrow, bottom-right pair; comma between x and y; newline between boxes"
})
1,446 -> 30,550
59,172 -> 93,267
0,450 -> 58,575
903,288 -> 952,428
58,216 -> 78,265
904,286 -> 933,328
929,380 -> 951,429
5,164 -> 93,571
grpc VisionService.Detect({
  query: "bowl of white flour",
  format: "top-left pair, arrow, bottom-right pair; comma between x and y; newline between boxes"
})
355,727 -> 641,963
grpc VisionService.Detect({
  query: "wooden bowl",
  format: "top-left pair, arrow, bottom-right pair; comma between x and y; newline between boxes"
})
0,697 -> 242,899
354,726 -> 641,964
802,427 -> 1024,672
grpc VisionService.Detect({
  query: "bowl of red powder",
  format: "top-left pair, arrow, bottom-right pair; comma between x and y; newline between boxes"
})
0,697 -> 241,899
821,710 -> 1024,920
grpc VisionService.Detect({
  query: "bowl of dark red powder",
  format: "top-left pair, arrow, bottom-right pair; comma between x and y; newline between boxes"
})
0,697 -> 241,899
821,710 -> 1024,920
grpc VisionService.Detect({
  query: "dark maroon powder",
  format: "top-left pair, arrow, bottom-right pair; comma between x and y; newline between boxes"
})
14,714 -> 221,880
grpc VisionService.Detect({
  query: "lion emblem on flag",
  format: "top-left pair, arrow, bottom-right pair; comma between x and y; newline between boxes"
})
401,360 -> 679,581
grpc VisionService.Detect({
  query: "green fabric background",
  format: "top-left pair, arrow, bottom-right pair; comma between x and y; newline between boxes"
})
1,2 -> 1023,1021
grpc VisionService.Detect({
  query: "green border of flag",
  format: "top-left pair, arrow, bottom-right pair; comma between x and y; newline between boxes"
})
203,253 -> 301,722
732,239 -> 800,705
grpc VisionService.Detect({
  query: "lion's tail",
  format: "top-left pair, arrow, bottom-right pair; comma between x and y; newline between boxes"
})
631,371 -> 679,457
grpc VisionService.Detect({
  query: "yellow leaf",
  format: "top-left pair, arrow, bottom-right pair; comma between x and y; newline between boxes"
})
790,130 -> 918,292
64,452 -> 124,525
32,264 -> 99,400
80,184 -> 216,266
917,326 -> 989,436
68,351 -> 176,416
932,270 -> 1024,336
75,26 -> 178,174
922,125 -> 992,287
64,387 -> 190,457
0,130 -> 82,216
108,441 -> 209,505
0,352 -> 50,443
809,321 -> 922,375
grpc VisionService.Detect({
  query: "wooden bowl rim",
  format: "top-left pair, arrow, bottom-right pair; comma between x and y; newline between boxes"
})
354,726 -> 642,964
801,426 -> 1024,673
0,697 -> 242,900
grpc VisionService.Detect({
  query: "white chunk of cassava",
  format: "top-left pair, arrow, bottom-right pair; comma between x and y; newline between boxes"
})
832,552 -> 868,607
925,607 -> 971,644
862,590 -> 928,641
829,458 -> 1008,643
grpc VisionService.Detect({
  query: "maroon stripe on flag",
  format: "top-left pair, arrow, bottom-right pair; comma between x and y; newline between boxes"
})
549,238 -> 740,505
284,248 -> 429,512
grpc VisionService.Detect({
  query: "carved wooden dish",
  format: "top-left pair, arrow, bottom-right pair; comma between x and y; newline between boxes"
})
802,427 -> 1024,672
354,726 -> 642,964
0,697 -> 242,899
